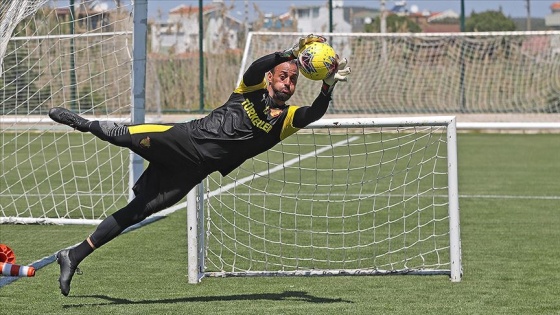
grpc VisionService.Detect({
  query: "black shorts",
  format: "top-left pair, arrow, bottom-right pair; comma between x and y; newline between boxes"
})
126,124 -> 208,207
131,162 -> 206,211
127,123 -> 202,168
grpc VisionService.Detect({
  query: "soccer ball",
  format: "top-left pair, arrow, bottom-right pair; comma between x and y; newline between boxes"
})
297,42 -> 338,81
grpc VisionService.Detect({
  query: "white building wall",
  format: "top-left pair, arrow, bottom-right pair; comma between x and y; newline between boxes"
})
545,13 -> 560,28
151,12 -> 240,54
295,7 -> 351,33
295,7 -> 352,58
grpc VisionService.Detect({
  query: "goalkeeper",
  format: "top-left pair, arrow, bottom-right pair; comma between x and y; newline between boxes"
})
48,35 -> 351,296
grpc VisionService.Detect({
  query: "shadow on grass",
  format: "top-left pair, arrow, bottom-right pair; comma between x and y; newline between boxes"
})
62,291 -> 353,308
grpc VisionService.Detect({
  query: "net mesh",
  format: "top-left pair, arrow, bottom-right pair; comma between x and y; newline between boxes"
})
203,123 -> 454,274
243,32 -> 560,114
0,0 -> 133,223
0,0 -> 49,75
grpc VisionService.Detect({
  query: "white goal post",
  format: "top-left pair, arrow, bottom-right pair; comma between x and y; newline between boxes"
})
0,0 -> 147,225
187,116 -> 462,283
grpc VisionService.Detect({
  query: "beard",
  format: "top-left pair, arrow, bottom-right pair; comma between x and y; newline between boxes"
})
271,87 -> 292,102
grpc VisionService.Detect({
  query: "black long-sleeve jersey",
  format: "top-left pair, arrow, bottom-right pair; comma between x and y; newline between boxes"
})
184,52 -> 332,176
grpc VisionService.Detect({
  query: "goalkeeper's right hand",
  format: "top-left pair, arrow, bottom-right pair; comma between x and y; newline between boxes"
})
282,34 -> 327,59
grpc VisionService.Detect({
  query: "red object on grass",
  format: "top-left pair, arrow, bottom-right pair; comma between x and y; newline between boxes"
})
0,262 -> 35,277
0,244 -> 16,264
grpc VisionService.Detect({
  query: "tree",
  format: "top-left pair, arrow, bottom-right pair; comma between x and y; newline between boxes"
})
366,14 -> 422,33
466,11 -> 516,32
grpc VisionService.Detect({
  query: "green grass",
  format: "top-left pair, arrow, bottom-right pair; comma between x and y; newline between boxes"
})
1,132 -> 129,219
1,133 -> 560,314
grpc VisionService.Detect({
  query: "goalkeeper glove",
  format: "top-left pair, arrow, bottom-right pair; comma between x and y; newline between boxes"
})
322,57 -> 351,95
282,34 -> 327,59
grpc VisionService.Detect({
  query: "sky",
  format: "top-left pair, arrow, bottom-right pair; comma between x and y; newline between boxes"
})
147,0 -> 557,20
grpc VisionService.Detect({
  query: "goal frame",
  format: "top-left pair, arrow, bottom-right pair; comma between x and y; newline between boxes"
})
187,116 -> 462,283
0,0 -> 148,225
240,31 -> 560,117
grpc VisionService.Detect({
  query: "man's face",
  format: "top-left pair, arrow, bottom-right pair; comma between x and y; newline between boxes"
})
267,62 -> 299,104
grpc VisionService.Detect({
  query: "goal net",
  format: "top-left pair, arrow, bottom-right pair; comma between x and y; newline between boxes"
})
0,1 -> 134,224
188,117 -> 462,282
241,31 -> 560,115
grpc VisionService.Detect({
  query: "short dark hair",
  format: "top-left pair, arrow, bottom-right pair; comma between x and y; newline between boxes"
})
270,59 -> 298,75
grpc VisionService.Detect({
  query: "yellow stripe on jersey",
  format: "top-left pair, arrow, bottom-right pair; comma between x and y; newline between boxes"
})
128,124 -> 173,135
234,78 -> 267,94
280,105 -> 300,140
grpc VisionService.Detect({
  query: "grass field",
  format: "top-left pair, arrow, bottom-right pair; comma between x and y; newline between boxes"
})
1,133 -> 560,314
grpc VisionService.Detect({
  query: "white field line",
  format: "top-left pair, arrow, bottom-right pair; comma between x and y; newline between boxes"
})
3,193 -> 558,200
134,136 -> 360,221
203,193 -> 560,200
208,136 -> 360,199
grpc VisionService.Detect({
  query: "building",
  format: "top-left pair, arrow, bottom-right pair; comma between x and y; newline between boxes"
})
261,12 -> 295,31
545,2 -> 560,29
409,9 -> 461,33
290,1 -> 380,33
289,0 -> 459,34
55,2 -> 112,32
386,2 -> 460,33
150,2 -> 244,54
288,1 -> 379,57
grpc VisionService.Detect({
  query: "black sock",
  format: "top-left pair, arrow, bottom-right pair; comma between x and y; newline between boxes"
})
88,121 -> 131,146
69,240 -> 94,265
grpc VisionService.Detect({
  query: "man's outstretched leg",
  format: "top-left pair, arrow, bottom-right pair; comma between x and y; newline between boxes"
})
54,203 -> 140,297
49,107 -> 132,147
56,239 -> 94,296
53,189 -> 170,296
54,196 -> 147,297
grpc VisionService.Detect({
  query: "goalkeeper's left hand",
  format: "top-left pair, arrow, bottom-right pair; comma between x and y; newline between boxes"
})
322,57 -> 351,95
283,34 -> 327,59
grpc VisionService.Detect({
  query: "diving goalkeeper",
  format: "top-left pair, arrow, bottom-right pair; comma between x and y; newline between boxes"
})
48,35 -> 351,296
